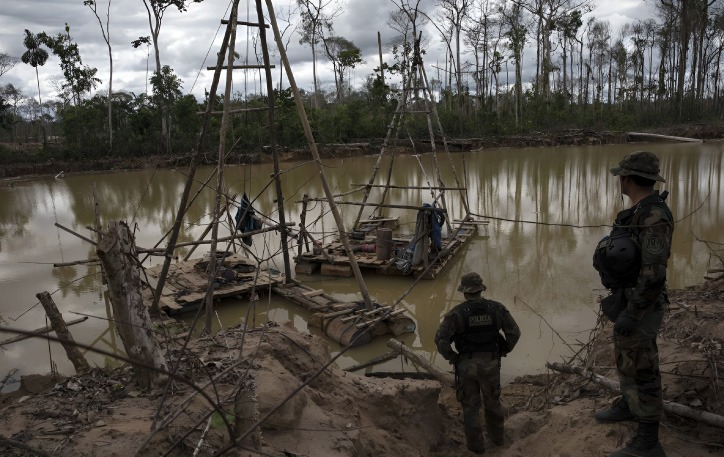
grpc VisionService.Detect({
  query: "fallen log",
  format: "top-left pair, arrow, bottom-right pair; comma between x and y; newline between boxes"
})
627,132 -> 702,143
36,291 -> 89,373
344,350 -> 399,372
546,362 -> 724,429
387,338 -> 454,386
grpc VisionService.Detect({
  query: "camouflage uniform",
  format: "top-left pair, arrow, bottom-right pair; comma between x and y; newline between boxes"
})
595,151 -> 673,457
434,273 -> 521,453
612,192 -> 673,422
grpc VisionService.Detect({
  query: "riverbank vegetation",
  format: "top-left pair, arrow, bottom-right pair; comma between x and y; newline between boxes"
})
1,0 -> 724,176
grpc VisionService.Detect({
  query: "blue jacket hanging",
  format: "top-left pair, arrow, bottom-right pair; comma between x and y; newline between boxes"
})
235,193 -> 261,246
426,203 -> 444,251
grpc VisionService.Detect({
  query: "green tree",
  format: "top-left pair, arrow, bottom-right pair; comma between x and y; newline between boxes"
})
150,65 -> 182,152
323,36 -> 363,99
38,24 -> 101,106
133,0 -> 203,154
21,30 -> 49,107
297,0 -> 340,105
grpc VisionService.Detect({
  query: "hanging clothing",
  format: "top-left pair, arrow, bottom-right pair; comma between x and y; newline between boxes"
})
396,202 -> 445,271
427,203 -> 445,251
234,193 -> 262,246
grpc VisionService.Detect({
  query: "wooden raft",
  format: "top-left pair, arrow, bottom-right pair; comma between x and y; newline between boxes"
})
142,252 -> 282,315
295,218 -> 485,279
272,280 -> 416,346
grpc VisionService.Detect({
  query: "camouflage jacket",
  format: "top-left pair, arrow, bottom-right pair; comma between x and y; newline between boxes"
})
617,191 -> 674,318
434,297 -> 521,362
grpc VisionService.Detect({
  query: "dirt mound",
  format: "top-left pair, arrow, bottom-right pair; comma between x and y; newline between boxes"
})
1,280 -> 723,456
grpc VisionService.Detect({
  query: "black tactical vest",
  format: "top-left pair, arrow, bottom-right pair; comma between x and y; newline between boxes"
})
453,299 -> 501,354
593,192 -> 670,290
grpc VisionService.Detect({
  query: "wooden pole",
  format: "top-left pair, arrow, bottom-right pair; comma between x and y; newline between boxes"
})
387,338 -> 454,386
54,222 -> 96,246
257,0 -> 292,283
351,183 -> 467,191
298,194 -> 310,258
139,223 -> 294,253
377,31 -> 384,85
344,350 -> 399,372
36,291 -> 90,373
546,362 -> 724,429
627,132 -> 703,143
0,317 -> 87,346
206,4 -> 240,335
266,0 -> 373,310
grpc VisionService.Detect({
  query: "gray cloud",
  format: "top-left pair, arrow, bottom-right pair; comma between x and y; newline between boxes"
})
0,0 -> 653,104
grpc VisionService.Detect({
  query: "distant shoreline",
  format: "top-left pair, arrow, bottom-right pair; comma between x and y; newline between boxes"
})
1,123 -> 721,181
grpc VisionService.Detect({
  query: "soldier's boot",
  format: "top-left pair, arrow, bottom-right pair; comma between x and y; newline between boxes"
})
463,408 -> 485,454
610,422 -> 666,457
464,426 -> 485,454
486,424 -> 505,446
595,397 -> 636,423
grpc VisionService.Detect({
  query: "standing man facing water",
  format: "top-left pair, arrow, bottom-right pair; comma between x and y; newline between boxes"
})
435,272 -> 520,454
593,151 -> 673,457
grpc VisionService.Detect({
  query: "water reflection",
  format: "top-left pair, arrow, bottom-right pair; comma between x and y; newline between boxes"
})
0,142 -> 722,387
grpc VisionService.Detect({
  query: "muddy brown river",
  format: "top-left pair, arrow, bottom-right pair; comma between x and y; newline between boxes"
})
1,142 -> 722,389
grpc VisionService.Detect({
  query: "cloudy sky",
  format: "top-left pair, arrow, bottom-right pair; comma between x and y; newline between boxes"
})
0,0 -> 653,103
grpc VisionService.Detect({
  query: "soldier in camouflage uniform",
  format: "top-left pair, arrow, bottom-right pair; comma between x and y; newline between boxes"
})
435,272 -> 520,454
593,151 -> 673,457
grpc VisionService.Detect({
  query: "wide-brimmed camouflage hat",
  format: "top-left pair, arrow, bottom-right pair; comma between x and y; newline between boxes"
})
457,272 -> 487,293
610,151 -> 666,182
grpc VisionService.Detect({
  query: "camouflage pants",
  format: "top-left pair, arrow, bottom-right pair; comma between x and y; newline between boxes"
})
614,300 -> 666,422
456,352 -> 504,451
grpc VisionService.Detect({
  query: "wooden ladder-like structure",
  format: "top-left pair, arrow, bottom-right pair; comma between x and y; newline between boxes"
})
150,0 -> 294,331
353,33 -> 471,233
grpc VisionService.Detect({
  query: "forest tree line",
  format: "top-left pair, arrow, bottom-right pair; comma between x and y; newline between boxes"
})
0,0 -> 723,163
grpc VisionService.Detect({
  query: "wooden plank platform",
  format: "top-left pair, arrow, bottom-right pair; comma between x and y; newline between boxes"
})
271,280 -> 416,346
141,253 -> 416,347
294,218 -> 483,279
142,252 -> 283,315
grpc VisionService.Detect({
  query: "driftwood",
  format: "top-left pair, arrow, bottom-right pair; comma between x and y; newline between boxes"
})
36,291 -> 89,373
96,220 -> 168,389
387,338 -> 454,386
344,350 -> 400,372
546,362 -> 724,429
627,132 -> 703,143
0,316 -> 87,346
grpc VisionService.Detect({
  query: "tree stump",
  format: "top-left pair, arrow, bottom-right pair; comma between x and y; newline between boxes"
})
96,220 -> 167,389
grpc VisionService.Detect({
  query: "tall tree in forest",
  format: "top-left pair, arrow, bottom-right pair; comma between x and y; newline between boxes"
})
0,53 -> 19,78
322,36 -> 362,99
133,0 -> 203,154
585,18 -> 610,109
515,0 -> 591,101
555,9 -> 582,104
711,9 -> 724,105
85,0 -> 114,153
500,1 -> 527,125
297,0 -> 341,106
21,30 -> 49,107
610,37 -> 628,105
388,0 -> 428,92
465,0 -> 499,106
150,65 -> 183,146
436,0 -> 471,95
